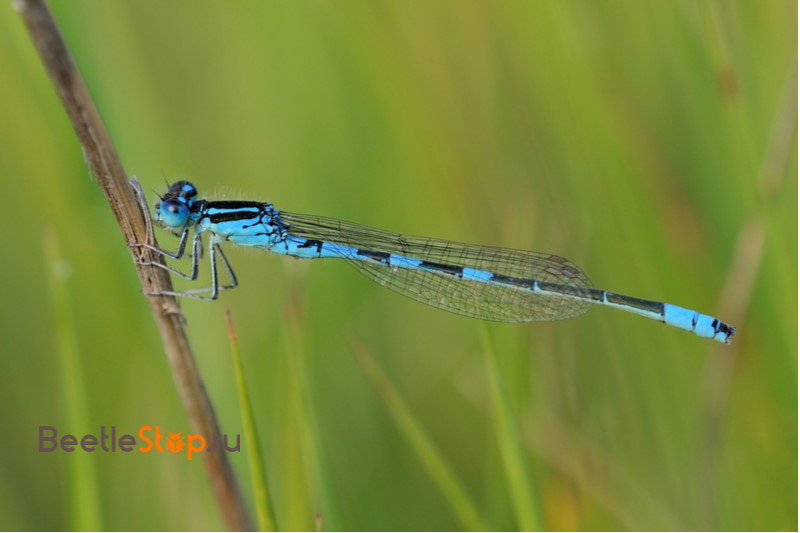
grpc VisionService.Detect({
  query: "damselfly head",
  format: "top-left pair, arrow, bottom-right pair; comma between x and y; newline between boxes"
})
154,181 -> 198,228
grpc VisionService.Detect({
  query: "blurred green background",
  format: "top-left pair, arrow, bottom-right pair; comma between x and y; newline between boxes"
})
1,1 -> 796,530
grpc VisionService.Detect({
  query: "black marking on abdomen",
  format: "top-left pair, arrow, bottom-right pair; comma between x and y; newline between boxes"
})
538,281 -> 593,299
603,292 -> 664,314
357,249 -> 392,264
298,239 -> 324,255
586,289 -> 607,302
715,321 -> 735,337
490,273 -> 533,288
419,261 -> 464,277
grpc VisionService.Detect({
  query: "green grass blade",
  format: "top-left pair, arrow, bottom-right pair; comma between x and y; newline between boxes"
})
283,304 -> 343,530
225,310 -> 278,531
480,325 -> 543,531
349,335 -> 489,531
42,229 -> 102,531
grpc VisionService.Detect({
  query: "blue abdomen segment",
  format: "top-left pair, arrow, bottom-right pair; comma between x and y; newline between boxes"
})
663,304 -> 735,343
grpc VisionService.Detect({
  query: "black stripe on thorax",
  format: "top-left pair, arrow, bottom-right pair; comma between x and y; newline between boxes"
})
204,201 -> 267,223
207,210 -> 263,223
205,200 -> 266,210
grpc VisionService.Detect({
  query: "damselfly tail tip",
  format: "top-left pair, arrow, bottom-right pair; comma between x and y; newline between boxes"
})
716,322 -> 736,344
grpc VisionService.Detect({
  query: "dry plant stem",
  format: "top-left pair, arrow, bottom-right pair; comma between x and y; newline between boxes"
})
16,1 -> 251,530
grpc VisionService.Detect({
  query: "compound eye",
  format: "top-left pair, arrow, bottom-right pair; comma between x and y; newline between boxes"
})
157,199 -> 190,228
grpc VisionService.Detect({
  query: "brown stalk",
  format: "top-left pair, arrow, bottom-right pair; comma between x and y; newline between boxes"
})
16,0 -> 252,529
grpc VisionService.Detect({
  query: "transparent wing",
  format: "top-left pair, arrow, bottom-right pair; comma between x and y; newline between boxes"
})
280,211 -> 594,323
